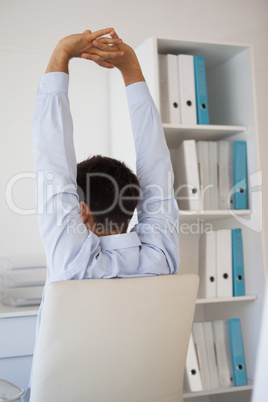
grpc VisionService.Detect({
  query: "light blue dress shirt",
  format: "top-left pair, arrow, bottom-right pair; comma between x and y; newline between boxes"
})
24,72 -> 179,401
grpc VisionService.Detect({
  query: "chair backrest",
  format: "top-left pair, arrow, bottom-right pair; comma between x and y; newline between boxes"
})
30,274 -> 199,402
251,279 -> 268,402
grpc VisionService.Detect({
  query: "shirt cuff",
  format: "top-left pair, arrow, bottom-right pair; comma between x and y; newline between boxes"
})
126,81 -> 152,107
37,72 -> 69,94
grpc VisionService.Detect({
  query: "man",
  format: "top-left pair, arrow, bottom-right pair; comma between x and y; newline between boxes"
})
24,28 -> 179,401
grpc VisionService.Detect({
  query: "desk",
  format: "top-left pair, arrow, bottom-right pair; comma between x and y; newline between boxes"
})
0,304 -> 38,390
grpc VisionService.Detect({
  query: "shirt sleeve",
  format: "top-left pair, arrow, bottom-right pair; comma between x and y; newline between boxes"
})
33,72 -> 100,282
126,82 -> 180,275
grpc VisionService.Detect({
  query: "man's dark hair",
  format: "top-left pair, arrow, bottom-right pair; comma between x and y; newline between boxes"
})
77,155 -> 140,233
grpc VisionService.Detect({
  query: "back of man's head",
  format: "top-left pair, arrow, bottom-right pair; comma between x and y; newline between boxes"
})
77,155 -> 140,234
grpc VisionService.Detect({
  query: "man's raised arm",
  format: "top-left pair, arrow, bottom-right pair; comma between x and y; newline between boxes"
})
90,35 -> 180,274
33,29 -> 125,281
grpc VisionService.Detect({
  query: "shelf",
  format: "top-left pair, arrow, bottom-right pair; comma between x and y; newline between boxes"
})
156,38 -> 249,71
113,37 -> 264,402
163,124 -> 247,148
196,295 -> 257,304
183,382 -> 253,398
179,209 -> 251,222
0,302 -> 39,318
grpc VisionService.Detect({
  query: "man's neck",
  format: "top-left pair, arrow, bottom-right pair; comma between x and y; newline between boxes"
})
94,230 -> 125,237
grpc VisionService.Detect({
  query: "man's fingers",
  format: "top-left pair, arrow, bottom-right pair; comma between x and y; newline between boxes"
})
97,60 -> 115,69
79,28 -> 123,65
81,52 -> 115,68
93,37 -> 122,47
110,30 -> 119,39
92,39 -> 121,52
81,48 -> 124,60
90,28 -> 115,41
92,40 -> 107,51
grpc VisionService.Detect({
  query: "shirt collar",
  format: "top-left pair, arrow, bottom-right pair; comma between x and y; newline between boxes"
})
100,231 -> 141,251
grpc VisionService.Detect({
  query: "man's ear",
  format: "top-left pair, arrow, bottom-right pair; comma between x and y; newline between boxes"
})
79,202 -> 89,222
79,202 -> 95,229
79,202 -> 84,219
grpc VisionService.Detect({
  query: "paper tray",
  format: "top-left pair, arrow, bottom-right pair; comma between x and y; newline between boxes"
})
0,378 -> 24,401
1,286 -> 44,307
0,267 -> 46,288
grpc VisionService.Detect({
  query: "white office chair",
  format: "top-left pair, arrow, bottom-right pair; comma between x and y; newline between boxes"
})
30,274 -> 199,402
251,279 -> 268,402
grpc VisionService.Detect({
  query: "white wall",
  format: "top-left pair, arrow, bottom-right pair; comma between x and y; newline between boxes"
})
0,48 -> 110,265
0,0 -> 267,268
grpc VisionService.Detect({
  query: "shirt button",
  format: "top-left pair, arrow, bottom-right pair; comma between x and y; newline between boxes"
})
40,83 -> 45,88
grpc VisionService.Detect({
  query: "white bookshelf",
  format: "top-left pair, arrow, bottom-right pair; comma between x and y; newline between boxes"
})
179,209 -> 251,221
163,124 -> 247,148
183,382 -> 253,399
110,37 -> 265,402
196,295 -> 257,305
